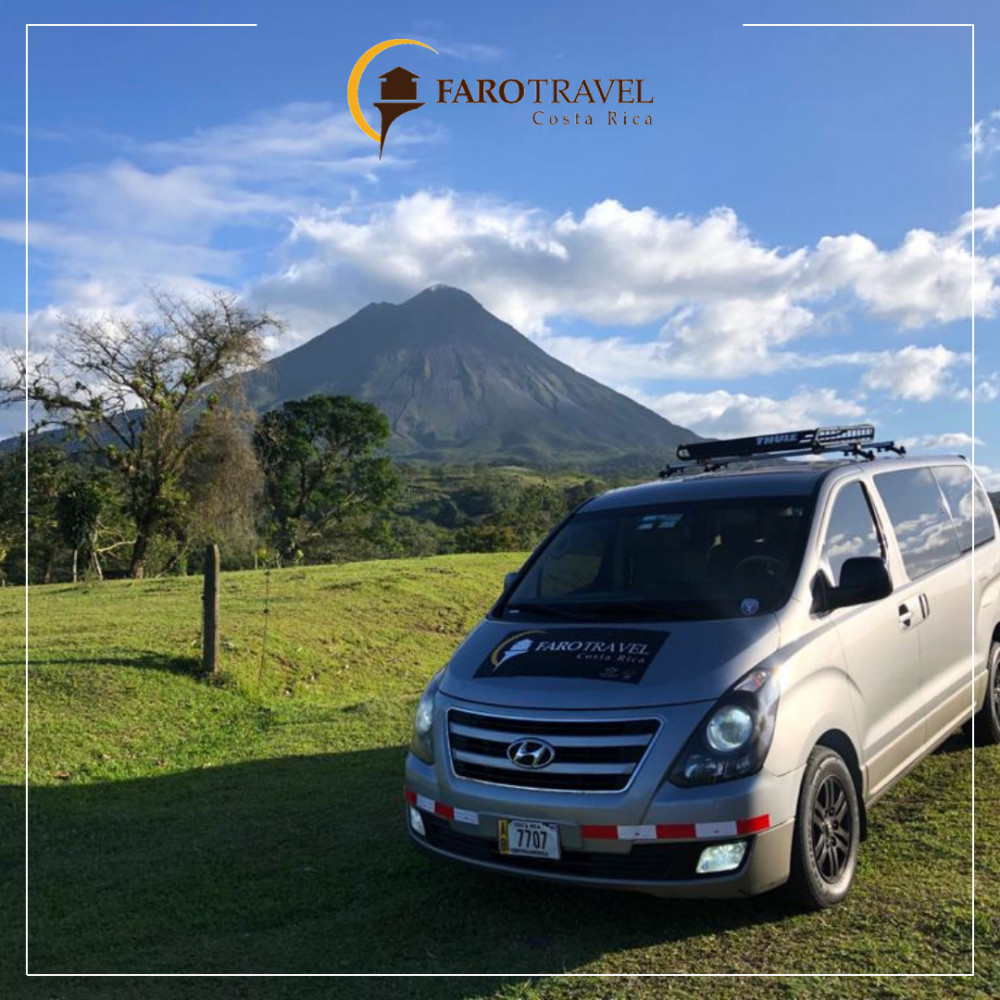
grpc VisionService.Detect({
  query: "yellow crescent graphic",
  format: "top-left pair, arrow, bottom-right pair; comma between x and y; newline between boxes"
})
348,38 -> 438,143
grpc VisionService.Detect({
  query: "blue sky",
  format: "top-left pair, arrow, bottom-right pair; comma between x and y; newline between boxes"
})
1,0 -> 998,479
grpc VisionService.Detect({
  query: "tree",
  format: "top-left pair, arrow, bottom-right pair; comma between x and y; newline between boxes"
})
175,407 -> 263,569
56,479 -> 104,582
22,441 -> 68,583
3,292 -> 280,577
254,395 -> 399,564
0,445 -> 23,585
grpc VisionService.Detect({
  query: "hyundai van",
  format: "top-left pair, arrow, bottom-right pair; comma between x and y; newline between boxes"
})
403,426 -> 1000,908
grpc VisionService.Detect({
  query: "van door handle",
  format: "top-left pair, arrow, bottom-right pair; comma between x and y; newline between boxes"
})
919,594 -> 930,618
898,604 -> 913,630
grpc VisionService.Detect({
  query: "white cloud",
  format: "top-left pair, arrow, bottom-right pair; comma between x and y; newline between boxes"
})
961,372 -> 1000,402
900,432 -> 979,451
0,103 -> 446,343
141,103 -> 444,180
45,160 -> 296,240
620,385 -> 866,438
430,40 -> 503,61
976,465 -> 1000,492
972,111 -> 1000,160
861,345 -> 966,402
955,205 -> 1000,241
807,228 -> 999,327
254,191 -> 998,368
145,104 -> 368,164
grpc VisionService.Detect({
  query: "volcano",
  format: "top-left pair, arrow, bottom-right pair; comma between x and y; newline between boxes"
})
245,285 -> 696,466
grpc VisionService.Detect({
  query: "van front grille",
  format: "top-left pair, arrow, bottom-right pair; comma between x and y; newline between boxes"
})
446,709 -> 660,792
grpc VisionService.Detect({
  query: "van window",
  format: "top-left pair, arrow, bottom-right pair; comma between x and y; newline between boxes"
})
874,468 -> 962,579
504,495 -> 814,622
538,518 -> 605,596
932,464 -> 996,552
821,482 -> 884,585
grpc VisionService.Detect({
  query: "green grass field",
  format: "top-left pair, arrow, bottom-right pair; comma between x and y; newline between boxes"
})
2,554 -> 998,998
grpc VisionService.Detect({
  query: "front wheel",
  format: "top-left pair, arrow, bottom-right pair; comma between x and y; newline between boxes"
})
971,639 -> 1000,746
785,746 -> 860,910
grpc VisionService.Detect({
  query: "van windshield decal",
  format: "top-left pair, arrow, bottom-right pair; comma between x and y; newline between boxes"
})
476,629 -> 669,684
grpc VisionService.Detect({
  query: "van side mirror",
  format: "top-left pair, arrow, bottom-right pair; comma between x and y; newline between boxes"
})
503,571 -> 519,593
826,557 -> 892,611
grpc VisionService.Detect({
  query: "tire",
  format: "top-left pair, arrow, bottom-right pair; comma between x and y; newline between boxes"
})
972,639 -> 1000,746
785,746 -> 860,910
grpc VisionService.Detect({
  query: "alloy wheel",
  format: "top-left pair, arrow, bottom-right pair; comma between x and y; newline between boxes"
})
811,774 -> 852,883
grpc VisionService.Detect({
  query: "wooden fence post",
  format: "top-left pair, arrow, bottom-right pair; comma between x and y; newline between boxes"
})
202,543 -> 220,675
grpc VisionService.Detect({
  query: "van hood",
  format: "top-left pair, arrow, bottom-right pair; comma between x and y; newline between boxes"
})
438,615 -> 781,710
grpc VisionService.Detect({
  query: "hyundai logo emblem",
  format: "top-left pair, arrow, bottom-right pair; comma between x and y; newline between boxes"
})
507,738 -> 556,770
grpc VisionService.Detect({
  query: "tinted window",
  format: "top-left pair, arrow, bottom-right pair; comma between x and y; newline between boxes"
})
874,468 -> 962,578
538,518 -> 604,596
933,464 -> 996,552
821,482 -> 883,585
504,495 -> 814,622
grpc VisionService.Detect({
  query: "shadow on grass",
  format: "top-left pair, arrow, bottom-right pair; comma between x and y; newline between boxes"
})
8,746 -> 797,977
7,653 -> 203,675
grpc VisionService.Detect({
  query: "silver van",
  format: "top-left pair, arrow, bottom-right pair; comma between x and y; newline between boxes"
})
404,426 -> 1000,908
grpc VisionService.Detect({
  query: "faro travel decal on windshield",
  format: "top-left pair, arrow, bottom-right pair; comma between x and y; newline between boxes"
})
476,629 -> 669,684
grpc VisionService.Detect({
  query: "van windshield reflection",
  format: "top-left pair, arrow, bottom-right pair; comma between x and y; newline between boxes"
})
503,497 -> 813,623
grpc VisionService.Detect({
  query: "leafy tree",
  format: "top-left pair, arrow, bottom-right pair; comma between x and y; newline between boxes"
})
3,292 -> 280,577
0,446 -> 22,584
174,407 -> 263,570
0,439 -> 70,584
254,395 -> 399,564
56,479 -> 104,582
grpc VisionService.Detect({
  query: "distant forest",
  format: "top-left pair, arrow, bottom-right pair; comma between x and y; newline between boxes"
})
0,433 -> 630,585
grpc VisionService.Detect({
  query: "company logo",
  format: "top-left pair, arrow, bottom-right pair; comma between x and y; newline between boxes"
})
489,630 -> 545,670
348,38 -> 655,160
348,38 -> 438,158
478,628 -> 668,684
507,738 -> 556,770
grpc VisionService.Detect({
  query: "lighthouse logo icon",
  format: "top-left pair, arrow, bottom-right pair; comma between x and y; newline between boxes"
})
374,67 -> 424,158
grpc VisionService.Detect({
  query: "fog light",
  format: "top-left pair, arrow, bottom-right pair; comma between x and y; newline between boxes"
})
408,805 -> 426,836
696,841 -> 747,874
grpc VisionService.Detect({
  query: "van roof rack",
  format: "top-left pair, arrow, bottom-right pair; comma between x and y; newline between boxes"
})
659,424 -> 906,478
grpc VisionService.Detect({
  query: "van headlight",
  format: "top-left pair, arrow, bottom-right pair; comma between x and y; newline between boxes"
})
669,667 -> 779,787
409,670 -> 443,764
705,704 -> 755,752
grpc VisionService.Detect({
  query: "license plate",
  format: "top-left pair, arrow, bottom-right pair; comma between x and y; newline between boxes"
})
498,819 -> 561,859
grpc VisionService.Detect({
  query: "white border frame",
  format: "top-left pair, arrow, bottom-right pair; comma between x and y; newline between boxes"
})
22,18 -> 980,982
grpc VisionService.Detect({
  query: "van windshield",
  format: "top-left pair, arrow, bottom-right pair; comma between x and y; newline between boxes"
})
502,495 -> 814,623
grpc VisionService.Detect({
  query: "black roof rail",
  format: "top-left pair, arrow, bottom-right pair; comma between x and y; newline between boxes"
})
659,424 -> 906,478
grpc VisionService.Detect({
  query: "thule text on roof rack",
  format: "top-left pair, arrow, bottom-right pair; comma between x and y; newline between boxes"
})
660,424 -> 906,478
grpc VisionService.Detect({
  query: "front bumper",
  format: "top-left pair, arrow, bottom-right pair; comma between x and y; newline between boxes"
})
404,752 -> 802,898
408,807 -> 795,897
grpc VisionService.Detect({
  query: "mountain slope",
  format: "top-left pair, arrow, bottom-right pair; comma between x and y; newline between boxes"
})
246,285 -> 695,465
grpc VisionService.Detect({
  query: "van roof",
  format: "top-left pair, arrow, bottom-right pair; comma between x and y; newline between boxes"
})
586,453 -> 970,512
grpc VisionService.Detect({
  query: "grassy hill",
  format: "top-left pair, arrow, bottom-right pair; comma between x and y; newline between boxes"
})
2,555 -> 998,997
